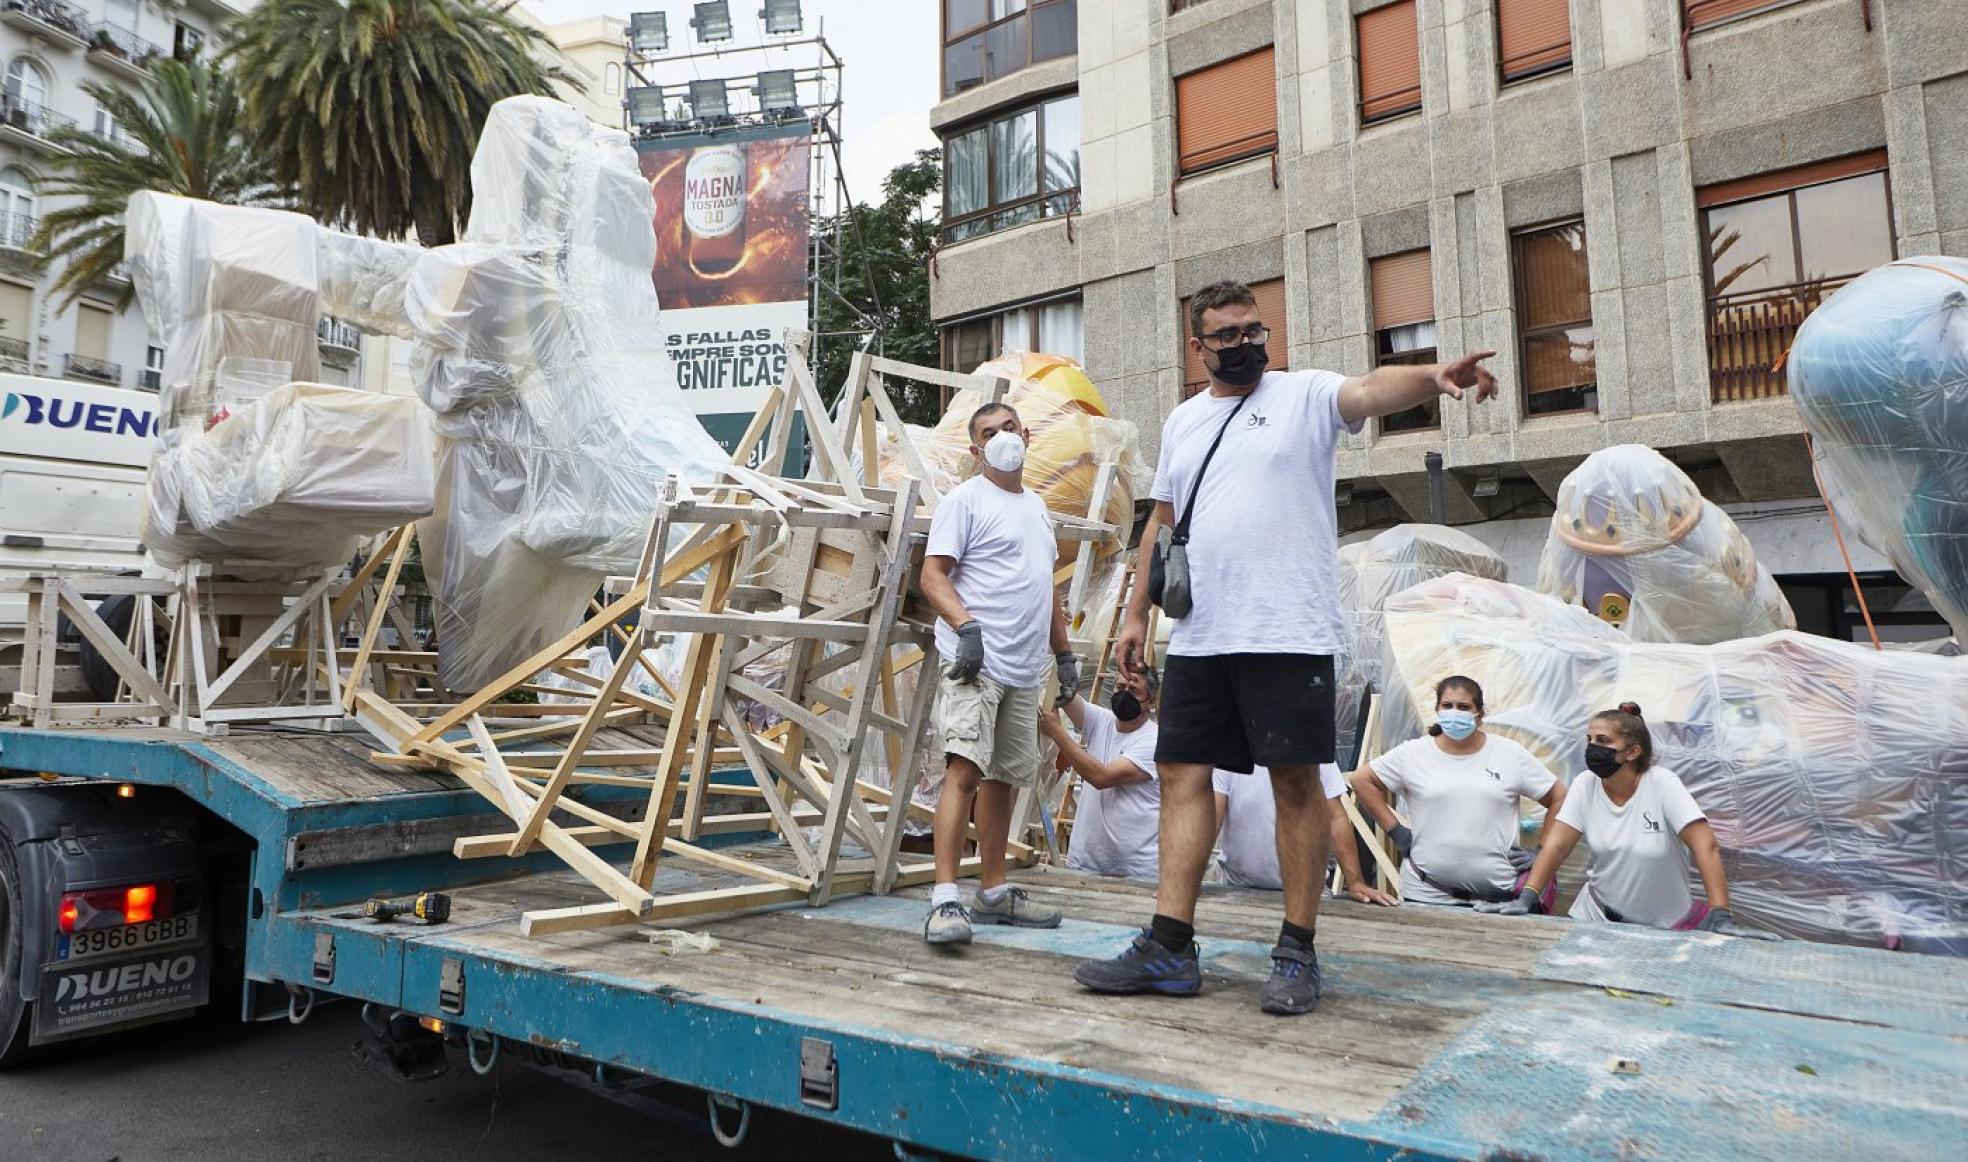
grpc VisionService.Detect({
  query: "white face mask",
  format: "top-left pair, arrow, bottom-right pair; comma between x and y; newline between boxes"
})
982,430 -> 1027,472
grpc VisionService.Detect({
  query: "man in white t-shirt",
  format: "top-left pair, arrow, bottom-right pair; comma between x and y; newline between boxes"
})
1213,765 -> 1395,904
919,402 -> 1075,946
1076,279 -> 1496,1016
1043,668 -> 1161,881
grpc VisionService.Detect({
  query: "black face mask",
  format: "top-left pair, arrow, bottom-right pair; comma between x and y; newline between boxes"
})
1109,690 -> 1143,722
1209,341 -> 1268,387
1584,743 -> 1623,778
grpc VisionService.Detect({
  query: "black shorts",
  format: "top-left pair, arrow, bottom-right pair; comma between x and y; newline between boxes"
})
1154,653 -> 1335,773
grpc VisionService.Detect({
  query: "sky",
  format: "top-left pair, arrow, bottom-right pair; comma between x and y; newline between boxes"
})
520,0 -> 941,205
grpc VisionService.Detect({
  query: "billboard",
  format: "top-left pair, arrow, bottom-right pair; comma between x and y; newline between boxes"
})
640,124 -> 810,472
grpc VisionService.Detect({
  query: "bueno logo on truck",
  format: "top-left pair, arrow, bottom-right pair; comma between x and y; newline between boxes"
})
2,389 -> 155,438
52,953 -> 198,1002
37,947 -> 208,1038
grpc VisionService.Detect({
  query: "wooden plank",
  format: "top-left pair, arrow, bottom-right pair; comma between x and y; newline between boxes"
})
342,524 -> 415,711
519,857 -> 969,936
53,580 -> 170,709
329,525 -> 410,625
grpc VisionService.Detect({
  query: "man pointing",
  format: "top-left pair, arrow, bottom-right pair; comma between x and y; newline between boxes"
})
1074,280 -> 1496,1014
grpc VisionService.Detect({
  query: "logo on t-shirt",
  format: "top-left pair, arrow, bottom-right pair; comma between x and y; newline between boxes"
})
1642,811 -> 1663,833
1486,767 -> 1503,781
1246,412 -> 1269,428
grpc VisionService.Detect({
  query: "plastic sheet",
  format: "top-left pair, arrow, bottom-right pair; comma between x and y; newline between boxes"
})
875,353 -> 1144,562
1537,444 -> 1793,644
1336,524 -> 1508,767
1373,574 -> 1968,953
406,97 -> 730,689
1787,257 -> 1968,640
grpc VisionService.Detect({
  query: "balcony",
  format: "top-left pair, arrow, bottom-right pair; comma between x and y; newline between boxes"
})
0,335 -> 27,371
0,211 -> 38,252
942,0 -> 1076,98
317,315 -> 361,367
1707,278 -> 1847,403
63,352 -> 120,384
87,23 -> 162,81
0,94 -> 75,155
0,0 -> 89,50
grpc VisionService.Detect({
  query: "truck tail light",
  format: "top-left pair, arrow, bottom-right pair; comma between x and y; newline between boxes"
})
59,882 -> 175,933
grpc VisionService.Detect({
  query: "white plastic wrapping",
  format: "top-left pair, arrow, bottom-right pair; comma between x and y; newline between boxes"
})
1373,574 -> 1968,953
1335,524 -> 1508,765
1537,444 -> 1794,644
1787,257 -> 1968,640
407,97 -> 729,690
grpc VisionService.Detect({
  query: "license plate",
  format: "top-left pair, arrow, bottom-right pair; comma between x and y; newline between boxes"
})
64,914 -> 197,960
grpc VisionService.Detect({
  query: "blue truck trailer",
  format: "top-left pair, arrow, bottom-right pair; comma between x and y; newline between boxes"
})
0,722 -> 1962,1160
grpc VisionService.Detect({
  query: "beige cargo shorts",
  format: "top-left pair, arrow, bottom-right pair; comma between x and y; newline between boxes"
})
936,671 -> 1044,787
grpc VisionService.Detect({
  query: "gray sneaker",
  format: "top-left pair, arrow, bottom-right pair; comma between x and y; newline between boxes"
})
924,900 -> 972,945
1260,941 -> 1322,1016
970,885 -> 1062,929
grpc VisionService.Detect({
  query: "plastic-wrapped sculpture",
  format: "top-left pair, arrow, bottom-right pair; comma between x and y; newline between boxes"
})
1372,574 -> 1967,954
1537,444 -> 1793,643
1788,257 -> 1968,640
403,98 -> 730,690
126,193 -> 434,570
1334,525 -> 1507,765
871,353 -> 1143,562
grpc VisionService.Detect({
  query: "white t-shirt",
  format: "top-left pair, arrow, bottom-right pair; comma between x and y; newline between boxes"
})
927,474 -> 1057,688
1149,369 -> 1363,656
1065,702 -> 1161,880
1370,735 -> 1556,906
1211,763 -> 1344,890
1556,767 -> 1707,928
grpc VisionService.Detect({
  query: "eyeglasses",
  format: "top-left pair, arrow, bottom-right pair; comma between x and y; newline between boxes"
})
1198,324 -> 1270,350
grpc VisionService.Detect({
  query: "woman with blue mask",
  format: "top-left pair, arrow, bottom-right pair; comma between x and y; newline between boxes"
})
1348,676 -> 1568,908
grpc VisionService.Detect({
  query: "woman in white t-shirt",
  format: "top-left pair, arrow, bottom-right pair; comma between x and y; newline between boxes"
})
1349,676 -> 1567,908
1483,703 -> 1769,938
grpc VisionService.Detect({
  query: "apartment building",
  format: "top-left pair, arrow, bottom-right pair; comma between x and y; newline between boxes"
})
928,0 -> 1966,641
517,6 -> 629,129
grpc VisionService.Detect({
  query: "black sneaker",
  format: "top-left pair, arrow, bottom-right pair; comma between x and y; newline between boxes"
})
1260,941 -> 1322,1015
1073,930 -> 1201,996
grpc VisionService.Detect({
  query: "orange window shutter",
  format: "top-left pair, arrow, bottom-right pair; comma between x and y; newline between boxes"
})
1685,0 -> 1789,31
1695,149 -> 1888,209
1371,250 -> 1434,330
1175,47 -> 1279,175
1357,1 -> 1421,122
1498,0 -> 1572,79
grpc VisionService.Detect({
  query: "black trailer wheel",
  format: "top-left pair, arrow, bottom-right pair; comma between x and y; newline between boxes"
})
0,833 -> 34,1066
70,594 -> 170,705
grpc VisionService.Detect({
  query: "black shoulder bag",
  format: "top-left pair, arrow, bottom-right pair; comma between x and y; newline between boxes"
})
1147,392 -> 1247,619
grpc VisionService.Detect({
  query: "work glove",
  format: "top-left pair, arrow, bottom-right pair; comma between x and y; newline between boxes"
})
1693,905 -> 1780,941
1054,651 -> 1081,708
1506,845 -> 1536,874
1475,886 -> 1545,916
947,622 -> 985,683
1387,825 -> 1415,861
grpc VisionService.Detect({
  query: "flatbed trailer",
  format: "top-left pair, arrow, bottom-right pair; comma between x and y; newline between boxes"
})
0,724 -> 1963,1160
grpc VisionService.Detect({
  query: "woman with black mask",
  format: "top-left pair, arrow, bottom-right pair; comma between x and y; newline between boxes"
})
1482,703 -> 1770,938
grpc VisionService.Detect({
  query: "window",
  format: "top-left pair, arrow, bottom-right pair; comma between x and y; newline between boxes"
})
942,0 -> 1077,98
141,343 -> 164,391
0,166 -> 35,248
74,303 -> 112,361
1371,250 -> 1439,432
174,23 -> 205,62
0,281 -> 31,345
1175,47 -> 1277,177
4,57 -> 50,110
939,295 -> 1085,374
1700,150 -> 1893,403
604,62 -> 622,96
1497,0 -> 1571,82
1684,0 -> 1796,32
941,92 -> 1078,243
1180,278 -> 1288,398
1513,220 -> 1596,415
1357,1 -> 1421,124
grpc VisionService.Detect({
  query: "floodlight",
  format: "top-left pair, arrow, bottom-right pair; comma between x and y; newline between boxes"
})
628,11 -> 668,54
760,0 -> 802,35
756,69 -> 799,113
626,85 -> 667,124
688,79 -> 729,120
691,1 -> 733,43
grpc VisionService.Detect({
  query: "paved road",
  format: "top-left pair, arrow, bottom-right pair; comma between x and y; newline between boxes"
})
0,1001 -> 894,1161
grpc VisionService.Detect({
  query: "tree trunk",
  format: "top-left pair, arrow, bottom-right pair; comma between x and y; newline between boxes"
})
412,197 -> 455,249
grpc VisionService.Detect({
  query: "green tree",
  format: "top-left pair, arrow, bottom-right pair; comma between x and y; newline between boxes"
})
226,0 -> 568,248
814,148 -> 943,425
29,59 -> 287,311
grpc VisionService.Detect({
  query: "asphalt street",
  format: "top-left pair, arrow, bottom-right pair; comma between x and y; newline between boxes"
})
0,1000 -> 894,1161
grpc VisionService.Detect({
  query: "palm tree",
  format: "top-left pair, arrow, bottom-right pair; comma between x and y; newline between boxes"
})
226,0 -> 570,248
29,59 -> 287,311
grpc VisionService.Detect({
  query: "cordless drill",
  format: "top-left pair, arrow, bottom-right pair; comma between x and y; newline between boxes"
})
364,890 -> 452,925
